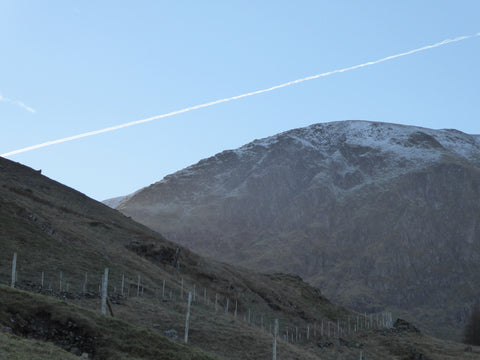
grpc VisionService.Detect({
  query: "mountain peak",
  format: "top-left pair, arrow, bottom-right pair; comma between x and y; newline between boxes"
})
147,121 -> 479,202
116,120 -> 480,341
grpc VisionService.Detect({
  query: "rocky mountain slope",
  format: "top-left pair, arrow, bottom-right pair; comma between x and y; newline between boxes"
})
3,155 -> 469,359
115,120 -> 480,340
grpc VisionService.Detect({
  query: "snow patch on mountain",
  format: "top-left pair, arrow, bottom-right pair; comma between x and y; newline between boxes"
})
130,121 -> 480,203
228,121 -> 477,162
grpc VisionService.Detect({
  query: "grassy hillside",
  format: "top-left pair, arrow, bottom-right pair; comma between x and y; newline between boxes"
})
0,157 -> 351,359
0,332 -> 80,360
1,156 -> 479,359
0,285 -> 214,359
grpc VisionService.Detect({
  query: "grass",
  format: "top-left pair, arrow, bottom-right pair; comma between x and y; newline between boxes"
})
0,332 -> 80,360
0,285 -> 216,360
2,157 -> 480,359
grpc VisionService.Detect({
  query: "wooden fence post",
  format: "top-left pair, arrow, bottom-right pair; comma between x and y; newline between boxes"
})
10,252 -> 17,288
137,275 -> 141,297
273,319 -> 278,360
121,274 -> 125,296
184,292 -> 192,344
101,268 -> 109,315
225,298 -> 229,315
41,271 -> 44,287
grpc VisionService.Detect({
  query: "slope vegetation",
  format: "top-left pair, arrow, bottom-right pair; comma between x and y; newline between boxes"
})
0,156 -> 394,359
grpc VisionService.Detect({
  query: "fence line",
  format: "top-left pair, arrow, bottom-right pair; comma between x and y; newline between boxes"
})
2,251 -> 393,358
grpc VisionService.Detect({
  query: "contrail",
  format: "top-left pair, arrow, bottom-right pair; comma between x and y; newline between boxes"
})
2,32 -> 479,158
0,93 -> 36,114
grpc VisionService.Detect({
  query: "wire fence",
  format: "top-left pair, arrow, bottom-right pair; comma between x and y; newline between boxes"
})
2,251 -> 394,358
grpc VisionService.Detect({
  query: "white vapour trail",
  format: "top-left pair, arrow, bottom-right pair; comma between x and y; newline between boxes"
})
16,101 -> 37,114
2,33 -> 479,158
0,93 -> 36,114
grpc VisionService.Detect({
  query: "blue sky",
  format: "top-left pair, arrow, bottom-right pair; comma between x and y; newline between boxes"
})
1,1 -> 479,200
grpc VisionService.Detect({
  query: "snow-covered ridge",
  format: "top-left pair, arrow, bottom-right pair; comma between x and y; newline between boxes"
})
230,120 -> 480,161
156,120 -> 480,193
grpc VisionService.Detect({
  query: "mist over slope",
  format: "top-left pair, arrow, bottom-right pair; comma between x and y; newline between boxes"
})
116,120 -> 480,340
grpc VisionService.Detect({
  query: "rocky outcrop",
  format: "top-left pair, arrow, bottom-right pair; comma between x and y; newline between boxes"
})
393,319 -> 420,333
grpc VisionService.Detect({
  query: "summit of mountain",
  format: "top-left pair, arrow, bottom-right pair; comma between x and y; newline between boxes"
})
115,120 -> 480,341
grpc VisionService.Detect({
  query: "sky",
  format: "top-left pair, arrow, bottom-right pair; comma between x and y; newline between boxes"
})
1,1 -> 479,201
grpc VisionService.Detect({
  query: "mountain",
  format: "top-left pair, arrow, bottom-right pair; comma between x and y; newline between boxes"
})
103,190 -> 141,209
2,155 -> 468,358
102,195 -> 128,209
115,120 -> 480,341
